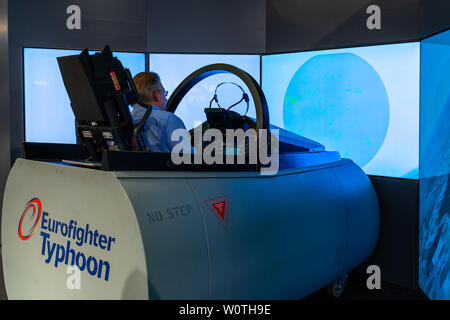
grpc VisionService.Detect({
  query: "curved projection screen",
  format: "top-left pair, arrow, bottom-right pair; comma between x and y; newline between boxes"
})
24,48 -> 145,144
149,53 -> 260,131
419,29 -> 450,300
262,42 -> 420,179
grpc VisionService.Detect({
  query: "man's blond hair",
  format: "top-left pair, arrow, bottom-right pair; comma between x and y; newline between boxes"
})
133,72 -> 161,103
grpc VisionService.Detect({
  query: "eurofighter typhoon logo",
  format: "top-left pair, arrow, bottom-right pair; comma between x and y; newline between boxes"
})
18,198 -> 116,282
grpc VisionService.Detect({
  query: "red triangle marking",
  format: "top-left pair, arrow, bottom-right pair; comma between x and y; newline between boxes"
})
212,201 -> 226,220
205,196 -> 230,229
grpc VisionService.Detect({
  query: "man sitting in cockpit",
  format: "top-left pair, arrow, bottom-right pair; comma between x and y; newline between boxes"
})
132,72 -> 193,153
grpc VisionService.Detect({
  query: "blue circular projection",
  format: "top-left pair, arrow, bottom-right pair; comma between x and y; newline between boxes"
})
283,53 -> 390,167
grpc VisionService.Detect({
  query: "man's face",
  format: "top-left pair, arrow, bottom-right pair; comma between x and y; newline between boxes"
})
153,82 -> 167,111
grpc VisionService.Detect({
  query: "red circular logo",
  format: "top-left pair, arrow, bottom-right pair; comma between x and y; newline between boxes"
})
18,198 -> 42,241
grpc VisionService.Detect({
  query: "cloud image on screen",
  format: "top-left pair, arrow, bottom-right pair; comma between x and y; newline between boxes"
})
24,48 -> 145,144
262,42 -> 420,179
149,54 -> 260,131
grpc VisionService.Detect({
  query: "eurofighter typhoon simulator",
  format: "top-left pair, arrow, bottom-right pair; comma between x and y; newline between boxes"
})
2,46 -> 379,299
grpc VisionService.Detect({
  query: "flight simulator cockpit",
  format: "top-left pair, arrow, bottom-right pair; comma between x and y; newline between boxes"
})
56,45 -> 333,172
1,46 -> 380,300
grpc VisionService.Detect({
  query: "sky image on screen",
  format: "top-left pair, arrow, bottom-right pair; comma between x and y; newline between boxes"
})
262,42 -> 420,179
418,29 -> 450,301
149,53 -> 261,131
24,48 -> 145,144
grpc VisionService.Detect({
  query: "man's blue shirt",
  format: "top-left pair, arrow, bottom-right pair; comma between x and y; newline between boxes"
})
131,104 -> 191,153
